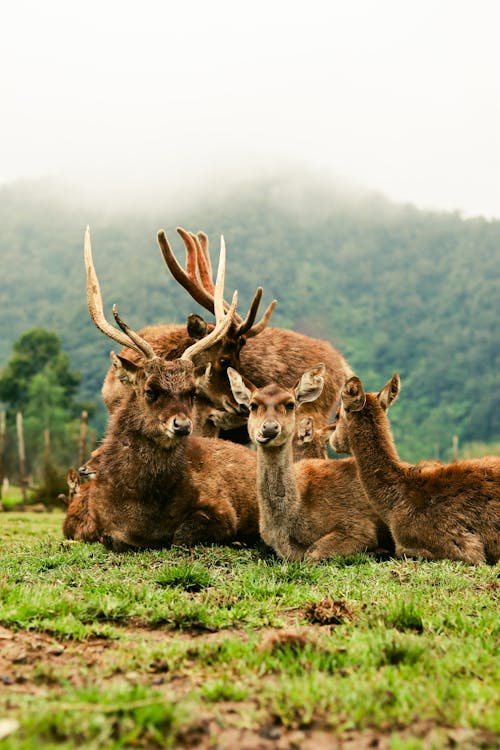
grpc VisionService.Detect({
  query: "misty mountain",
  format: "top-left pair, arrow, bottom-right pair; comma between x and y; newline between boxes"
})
1,175 -> 499,461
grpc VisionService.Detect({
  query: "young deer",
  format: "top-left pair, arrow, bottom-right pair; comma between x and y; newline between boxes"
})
227,365 -> 392,561
331,374 -> 500,564
64,228 -> 259,551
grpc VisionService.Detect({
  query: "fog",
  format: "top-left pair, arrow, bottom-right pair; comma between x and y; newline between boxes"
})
2,0 -> 499,217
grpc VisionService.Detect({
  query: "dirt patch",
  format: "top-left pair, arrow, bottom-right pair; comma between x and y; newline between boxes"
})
303,599 -> 355,626
176,718 -> 498,749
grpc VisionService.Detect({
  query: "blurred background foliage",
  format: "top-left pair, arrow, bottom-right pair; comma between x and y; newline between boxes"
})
0,173 -> 499,482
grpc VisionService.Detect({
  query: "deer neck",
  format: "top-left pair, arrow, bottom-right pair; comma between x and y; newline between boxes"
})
104,399 -> 188,496
348,399 -> 402,517
256,439 -> 301,527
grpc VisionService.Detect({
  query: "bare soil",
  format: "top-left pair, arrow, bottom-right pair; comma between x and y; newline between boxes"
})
0,625 -> 496,749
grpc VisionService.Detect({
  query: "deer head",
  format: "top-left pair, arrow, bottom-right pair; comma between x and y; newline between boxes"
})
330,373 -> 400,454
227,364 -> 325,447
84,226 -> 238,445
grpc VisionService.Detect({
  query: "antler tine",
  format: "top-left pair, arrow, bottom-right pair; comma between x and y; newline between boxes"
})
157,229 -> 215,314
243,298 -> 278,339
235,287 -> 263,336
213,235 -> 227,324
84,226 -> 150,356
181,290 -> 238,362
112,305 -> 156,361
194,232 -> 215,294
184,232 -> 197,280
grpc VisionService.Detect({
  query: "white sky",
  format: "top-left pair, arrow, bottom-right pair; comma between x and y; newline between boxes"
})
1,0 -> 499,217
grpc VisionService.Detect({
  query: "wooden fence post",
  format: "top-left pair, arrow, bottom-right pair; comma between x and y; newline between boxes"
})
16,411 -> 27,510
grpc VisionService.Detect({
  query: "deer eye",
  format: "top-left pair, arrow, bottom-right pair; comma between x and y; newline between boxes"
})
219,358 -> 230,369
249,402 -> 258,412
144,388 -> 157,402
285,402 -> 295,412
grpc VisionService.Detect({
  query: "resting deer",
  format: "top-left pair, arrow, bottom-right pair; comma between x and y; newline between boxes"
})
102,228 -> 353,458
227,365 -> 393,561
63,227 -> 259,551
61,468 -> 98,542
331,374 -> 500,564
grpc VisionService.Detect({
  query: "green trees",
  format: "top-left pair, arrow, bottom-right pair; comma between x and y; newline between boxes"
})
0,177 -> 499,463
0,329 -> 93,490
0,329 -> 79,411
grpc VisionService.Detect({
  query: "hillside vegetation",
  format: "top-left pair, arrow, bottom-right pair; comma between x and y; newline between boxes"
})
1,175 -> 499,461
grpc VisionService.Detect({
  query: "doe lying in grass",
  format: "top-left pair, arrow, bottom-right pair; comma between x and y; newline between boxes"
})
331,373 -> 500,564
228,364 -> 393,561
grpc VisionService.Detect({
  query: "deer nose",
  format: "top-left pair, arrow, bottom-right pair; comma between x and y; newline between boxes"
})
172,417 -> 192,436
261,420 -> 280,438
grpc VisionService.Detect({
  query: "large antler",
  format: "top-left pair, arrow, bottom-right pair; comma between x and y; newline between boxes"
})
85,226 -> 237,363
85,226 -> 156,360
157,228 -> 277,338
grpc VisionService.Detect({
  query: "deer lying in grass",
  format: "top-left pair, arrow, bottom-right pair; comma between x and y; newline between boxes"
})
102,228 -> 353,458
331,374 -> 500,564
63,228 -> 259,551
61,468 -> 98,542
227,365 -> 392,560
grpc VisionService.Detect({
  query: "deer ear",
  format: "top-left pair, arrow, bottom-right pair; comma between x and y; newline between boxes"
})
110,352 -> 140,387
227,367 -> 253,408
187,314 -> 209,340
294,363 -> 325,405
297,417 -> 315,444
341,376 -> 366,412
194,362 -> 212,389
377,372 -> 400,411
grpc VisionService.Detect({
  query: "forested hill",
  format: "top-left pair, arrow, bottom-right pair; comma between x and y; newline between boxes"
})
1,176 -> 499,461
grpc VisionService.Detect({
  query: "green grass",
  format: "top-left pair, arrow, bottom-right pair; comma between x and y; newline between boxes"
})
0,513 -> 498,749
0,485 -> 36,509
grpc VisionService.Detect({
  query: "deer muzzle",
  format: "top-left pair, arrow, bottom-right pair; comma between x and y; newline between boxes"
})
170,417 -> 193,437
256,420 -> 281,444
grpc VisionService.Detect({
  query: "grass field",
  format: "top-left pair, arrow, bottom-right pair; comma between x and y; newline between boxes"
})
0,512 -> 498,749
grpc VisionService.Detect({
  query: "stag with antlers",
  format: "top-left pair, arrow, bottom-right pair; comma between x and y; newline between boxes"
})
101,228 -> 276,437
100,227 -> 353,458
64,227 -> 259,551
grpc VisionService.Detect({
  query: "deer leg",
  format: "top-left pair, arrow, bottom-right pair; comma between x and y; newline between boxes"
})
172,505 -> 238,546
396,542 -> 486,565
306,526 -> 378,561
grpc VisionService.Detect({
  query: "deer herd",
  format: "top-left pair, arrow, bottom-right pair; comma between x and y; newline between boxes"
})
61,226 -> 500,565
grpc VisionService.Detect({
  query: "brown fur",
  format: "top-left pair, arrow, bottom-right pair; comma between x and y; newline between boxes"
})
228,367 -> 392,561
65,356 -> 259,551
332,374 -> 500,565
